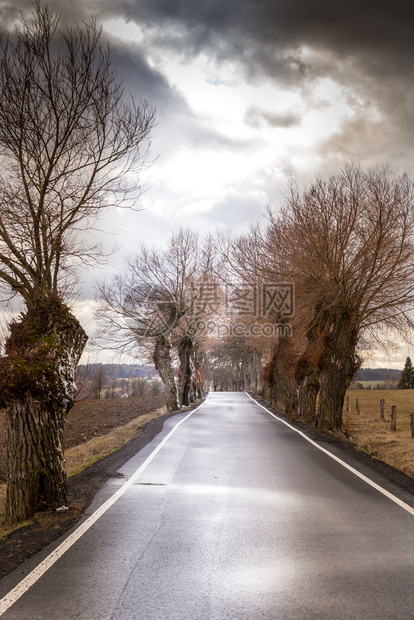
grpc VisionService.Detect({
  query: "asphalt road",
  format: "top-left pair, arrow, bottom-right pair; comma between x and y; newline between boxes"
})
1,392 -> 414,619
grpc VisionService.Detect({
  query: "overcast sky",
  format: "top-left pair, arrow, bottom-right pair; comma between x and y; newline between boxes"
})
1,0 -> 412,367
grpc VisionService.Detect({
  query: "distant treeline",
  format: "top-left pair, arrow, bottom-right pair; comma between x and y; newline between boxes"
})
78,364 -> 401,383
78,363 -> 157,380
355,368 -> 401,381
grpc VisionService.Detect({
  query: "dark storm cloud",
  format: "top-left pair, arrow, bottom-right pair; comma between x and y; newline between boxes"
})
6,1 -> 413,96
245,106 -> 302,129
108,40 -> 183,119
0,2 -> 173,113
106,0 -> 414,85
4,0 -> 414,169
0,0 -> 92,29
91,0 -> 414,169
0,1 -> 243,159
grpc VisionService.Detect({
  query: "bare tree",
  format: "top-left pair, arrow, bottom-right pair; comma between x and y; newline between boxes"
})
105,379 -> 118,399
133,377 -> 149,397
0,3 -> 155,522
175,330 -> 194,406
215,165 -> 414,430
149,378 -> 164,396
95,228 -> 212,411
275,164 -> 414,429
173,326 -> 208,406
92,365 -> 108,400
74,362 -> 96,401
212,228 -> 290,402
190,344 -> 206,400
203,334 -> 253,392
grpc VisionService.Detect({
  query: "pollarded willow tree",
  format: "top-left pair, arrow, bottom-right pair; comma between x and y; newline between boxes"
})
95,228 -> 213,411
0,3 -> 155,523
217,165 -> 414,431
213,223 -> 296,403
277,164 -> 414,429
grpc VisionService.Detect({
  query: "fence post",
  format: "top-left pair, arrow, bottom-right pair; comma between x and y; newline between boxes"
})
410,414 -> 414,438
380,398 -> 385,419
355,398 -> 360,414
391,405 -> 397,431
346,395 -> 349,412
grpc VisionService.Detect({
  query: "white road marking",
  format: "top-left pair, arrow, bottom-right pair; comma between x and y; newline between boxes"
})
0,395 -> 209,616
246,392 -> 414,516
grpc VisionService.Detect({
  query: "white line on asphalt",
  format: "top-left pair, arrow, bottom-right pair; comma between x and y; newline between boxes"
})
246,392 -> 414,517
0,395 -> 210,616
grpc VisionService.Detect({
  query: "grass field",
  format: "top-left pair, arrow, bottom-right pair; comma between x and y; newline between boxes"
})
349,380 -> 385,389
342,389 -> 414,477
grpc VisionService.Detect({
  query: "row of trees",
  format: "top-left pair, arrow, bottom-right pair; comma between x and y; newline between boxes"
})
104,166 -> 414,435
94,165 -> 414,432
2,3 -> 414,526
213,166 -> 414,430
75,364 -> 163,400
95,227 -> 211,411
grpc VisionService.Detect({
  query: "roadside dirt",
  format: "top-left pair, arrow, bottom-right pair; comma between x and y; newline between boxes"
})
0,395 -> 165,484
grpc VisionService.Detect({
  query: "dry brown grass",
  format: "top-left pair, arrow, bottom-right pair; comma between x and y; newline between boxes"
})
341,389 -> 414,477
64,408 -> 166,476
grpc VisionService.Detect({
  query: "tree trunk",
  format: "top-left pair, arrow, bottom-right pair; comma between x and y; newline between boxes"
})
189,381 -> 196,403
284,378 -> 298,416
153,334 -> 179,412
178,336 -> 194,407
295,343 -> 321,425
263,349 -> 278,405
196,379 -> 203,399
315,371 -> 347,428
3,299 -> 87,523
316,316 -> 360,430
6,394 -> 67,522
253,350 -> 263,395
294,302 -> 333,426
297,372 -> 320,424
190,348 -> 204,401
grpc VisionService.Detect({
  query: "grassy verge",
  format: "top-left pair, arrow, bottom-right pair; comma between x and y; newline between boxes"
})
64,407 -> 167,476
341,389 -> 414,477
0,406 -> 166,539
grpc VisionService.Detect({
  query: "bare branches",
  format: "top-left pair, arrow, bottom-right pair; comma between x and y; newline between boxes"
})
276,165 -> 414,342
94,228 -> 216,409
95,228 -> 212,351
0,3 -> 156,306
205,164 -> 414,427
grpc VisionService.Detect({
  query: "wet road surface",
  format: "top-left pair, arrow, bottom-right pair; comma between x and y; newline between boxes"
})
1,392 -> 414,619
